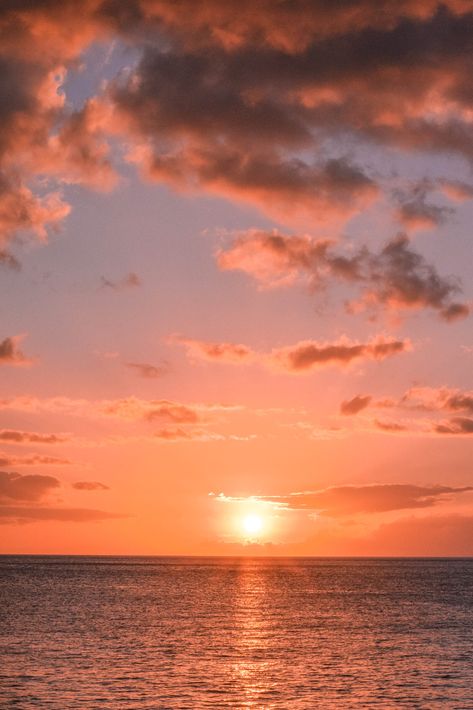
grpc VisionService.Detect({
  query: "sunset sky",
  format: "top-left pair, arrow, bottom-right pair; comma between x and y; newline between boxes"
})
1,0 -> 472,555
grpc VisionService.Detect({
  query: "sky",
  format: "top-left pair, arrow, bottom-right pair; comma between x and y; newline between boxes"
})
1,0 -> 472,556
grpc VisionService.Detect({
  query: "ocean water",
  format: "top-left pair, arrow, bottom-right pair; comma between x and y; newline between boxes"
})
1,557 -> 473,709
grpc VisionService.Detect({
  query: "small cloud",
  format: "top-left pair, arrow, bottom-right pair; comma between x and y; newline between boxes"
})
0,336 -> 33,367
100,272 -> 141,290
125,361 -> 169,378
340,395 -> 372,415
374,419 -> 408,433
72,481 -> 109,491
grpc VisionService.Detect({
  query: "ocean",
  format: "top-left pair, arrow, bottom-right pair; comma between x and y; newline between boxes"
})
1,556 -> 473,708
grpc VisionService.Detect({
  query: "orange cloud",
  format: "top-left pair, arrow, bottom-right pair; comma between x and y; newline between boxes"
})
435,417 -> 473,435
175,335 -> 410,373
0,429 -> 69,444
72,481 -> 109,491
0,471 -> 60,502
0,454 -> 71,467
252,484 -> 473,516
337,385 -> 473,436
340,395 -> 372,415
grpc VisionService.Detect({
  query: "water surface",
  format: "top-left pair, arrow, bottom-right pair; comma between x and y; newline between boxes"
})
1,556 -> 473,708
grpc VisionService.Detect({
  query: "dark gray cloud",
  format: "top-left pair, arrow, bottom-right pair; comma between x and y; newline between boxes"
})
393,180 -> 454,230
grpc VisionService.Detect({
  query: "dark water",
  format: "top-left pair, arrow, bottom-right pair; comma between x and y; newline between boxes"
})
1,557 -> 473,709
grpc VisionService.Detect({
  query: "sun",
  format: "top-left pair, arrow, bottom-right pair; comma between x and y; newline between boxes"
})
242,513 -> 263,537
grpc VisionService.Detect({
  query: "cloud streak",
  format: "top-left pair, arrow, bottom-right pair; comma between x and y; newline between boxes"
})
219,484 -> 473,517
0,429 -> 69,444
175,334 -> 409,373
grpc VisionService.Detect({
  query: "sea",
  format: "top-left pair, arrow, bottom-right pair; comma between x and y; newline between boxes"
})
1,556 -> 473,709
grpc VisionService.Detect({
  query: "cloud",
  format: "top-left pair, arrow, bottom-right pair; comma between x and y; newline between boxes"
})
125,361 -> 169,378
0,429 -> 69,444
340,395 -> 372,415
172,335 -> 255,364
271,337 -> 408,372
100,272 -> 141,290
0,454 -> 71,466
72,481 -> 109,491
0,471 -> 119,525
435,417 -> 473,435
175,334 -> 409,373
0,172 -> 70,247
0,471 -> 60,502
373,419 -> 408,433
154,427 -> 224,442
0,394 -> 236,424
95,0 -> 473,237
0,0 -> 471,321
337,385 -> 473,436
393,180 -> 454,230
217,230 -> 470,321
373,385 -> 473,415
0,249 -> 20,270
0,336 -> 32,366
255,484 -> 473,516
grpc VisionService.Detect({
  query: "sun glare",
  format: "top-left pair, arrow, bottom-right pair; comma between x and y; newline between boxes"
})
242,513 -> 263,537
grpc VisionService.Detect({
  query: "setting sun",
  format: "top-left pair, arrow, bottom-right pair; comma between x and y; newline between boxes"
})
242,513 -> 263,537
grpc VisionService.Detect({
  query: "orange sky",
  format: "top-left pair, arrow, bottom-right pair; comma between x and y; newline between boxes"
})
1,0 -> 472,555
